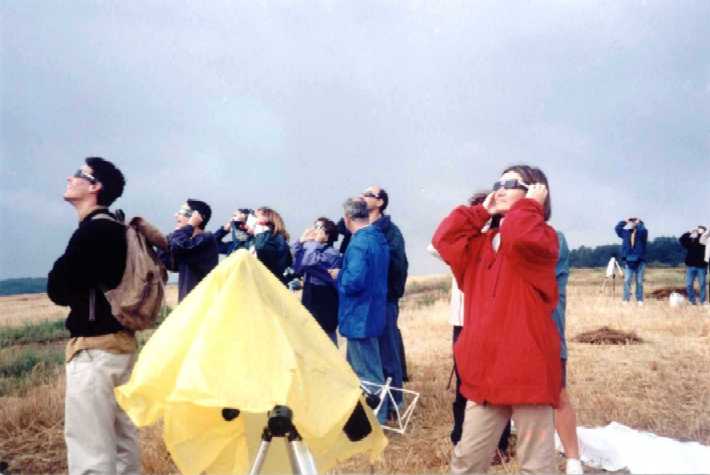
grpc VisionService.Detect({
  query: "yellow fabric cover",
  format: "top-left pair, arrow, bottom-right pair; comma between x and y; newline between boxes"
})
115,250 -> 387,474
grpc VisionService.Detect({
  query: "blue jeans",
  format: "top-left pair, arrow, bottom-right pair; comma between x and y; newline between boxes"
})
379,301 -> 404,410
623,262 -> 646,302
686,266 -> 707,304
346,337 -> 386,423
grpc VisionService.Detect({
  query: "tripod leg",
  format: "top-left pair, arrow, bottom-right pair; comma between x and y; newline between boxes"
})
286,440 -> 318,475
248,439 -> 271,475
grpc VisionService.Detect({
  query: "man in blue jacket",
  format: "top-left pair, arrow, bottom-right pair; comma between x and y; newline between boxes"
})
362,186 -> 409,408
615,217 -> 648,304
337,198 -> 389,423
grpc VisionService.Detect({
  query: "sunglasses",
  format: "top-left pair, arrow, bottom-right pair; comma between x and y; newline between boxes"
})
177,204 -> 194,218
362,191 -> 380,199
492,179 -> 529,191
73,169 -> 97,184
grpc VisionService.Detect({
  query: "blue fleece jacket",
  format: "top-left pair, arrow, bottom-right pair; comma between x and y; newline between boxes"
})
615,220 -> 648,264
337,225 -> 389,338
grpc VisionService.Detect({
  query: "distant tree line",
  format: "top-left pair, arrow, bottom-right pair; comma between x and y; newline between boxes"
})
0,278 -> 48,296
570,236 -> 685,268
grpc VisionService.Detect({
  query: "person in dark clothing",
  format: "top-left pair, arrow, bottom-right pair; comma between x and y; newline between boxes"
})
159,199 -> 219,302
292,217 -> 342,344
214,208 -> 254,255
47,157 -> 140,474
361,185 -> 409,398
336,217 -> 352,254
680,225 -> 708,305
249,206 -> 293,285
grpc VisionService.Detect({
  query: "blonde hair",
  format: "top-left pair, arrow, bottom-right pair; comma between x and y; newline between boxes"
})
256,207 -> 290,241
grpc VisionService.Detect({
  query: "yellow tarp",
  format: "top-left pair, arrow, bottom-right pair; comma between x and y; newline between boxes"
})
115,250 -> 387,474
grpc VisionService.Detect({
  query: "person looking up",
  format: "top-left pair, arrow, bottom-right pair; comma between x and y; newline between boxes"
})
214,208 -> 254,256
159,199 -> 218,302
434,164 -> 561,474
337,198 -> 389,424
47,157 -> 141,474
361,186 -> 409,417
680,225 -> 708,305
249,206 -> 292,286
614,217 -> 648,305
292,217 -> 342,344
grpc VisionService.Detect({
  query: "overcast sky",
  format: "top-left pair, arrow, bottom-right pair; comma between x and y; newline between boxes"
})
1,1 -> 709,280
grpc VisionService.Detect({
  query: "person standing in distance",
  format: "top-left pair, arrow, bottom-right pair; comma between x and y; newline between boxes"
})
614,217 -> 648,305
680,225 -> 708,305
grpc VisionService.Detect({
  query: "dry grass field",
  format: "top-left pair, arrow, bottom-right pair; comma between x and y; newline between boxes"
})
1,268 -> 709,473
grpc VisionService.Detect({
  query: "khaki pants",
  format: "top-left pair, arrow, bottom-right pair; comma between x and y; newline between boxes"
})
65,349 -> 140,475
451,400 -> 556,474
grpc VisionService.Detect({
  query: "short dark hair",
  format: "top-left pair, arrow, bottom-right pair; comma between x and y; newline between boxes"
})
316,217 -> 338,246
187,199 -> 212,230
85,157 -> 125,206
501,164 -> 552,221
378,188 -> 389,212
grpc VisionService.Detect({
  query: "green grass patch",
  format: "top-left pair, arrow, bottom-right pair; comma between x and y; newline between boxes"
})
0,319 -> 68,347
0,345 -> 65,396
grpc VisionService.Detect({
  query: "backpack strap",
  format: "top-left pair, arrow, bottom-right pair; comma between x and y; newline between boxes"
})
89,211 -> 123,321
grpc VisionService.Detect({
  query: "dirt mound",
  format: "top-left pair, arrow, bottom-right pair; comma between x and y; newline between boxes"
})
573,326 -> 643,345
650,287 -> 687,300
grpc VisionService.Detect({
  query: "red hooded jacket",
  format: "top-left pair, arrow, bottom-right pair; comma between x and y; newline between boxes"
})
433,198 -> 561,407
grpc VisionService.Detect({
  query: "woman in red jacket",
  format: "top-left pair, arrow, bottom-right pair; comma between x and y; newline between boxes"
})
433,165 -> 561,474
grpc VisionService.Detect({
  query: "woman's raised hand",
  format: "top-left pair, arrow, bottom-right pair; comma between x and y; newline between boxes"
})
483,191 -> 498,215
526,183 -> 548,206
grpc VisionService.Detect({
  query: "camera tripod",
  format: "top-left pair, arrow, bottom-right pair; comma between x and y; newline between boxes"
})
222,405 -> 318,475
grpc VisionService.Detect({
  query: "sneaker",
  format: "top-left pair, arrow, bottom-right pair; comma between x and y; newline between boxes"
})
566,458 -> 584,474
637,301 -> 644,306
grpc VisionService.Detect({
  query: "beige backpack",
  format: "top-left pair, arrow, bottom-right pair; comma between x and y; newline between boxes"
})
91,214 -> 168,331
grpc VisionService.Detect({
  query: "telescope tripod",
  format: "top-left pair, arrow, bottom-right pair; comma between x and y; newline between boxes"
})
247,406 -> 318,475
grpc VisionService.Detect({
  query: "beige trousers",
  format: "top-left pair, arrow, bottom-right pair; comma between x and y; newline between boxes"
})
65,349 -> 140,475
451,400 -> 556,474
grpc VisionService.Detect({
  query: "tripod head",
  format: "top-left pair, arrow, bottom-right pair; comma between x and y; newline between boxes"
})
267,405 -> 297,438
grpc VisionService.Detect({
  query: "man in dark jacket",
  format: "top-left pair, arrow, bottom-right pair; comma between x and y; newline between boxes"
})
214,208 -> 254,256
337,198 -> 389,424
47,157 -> 140,474
159,199 -> 219,302
680,226 -> 707,305
615,217 -> 648,304
362,185 -> 409,406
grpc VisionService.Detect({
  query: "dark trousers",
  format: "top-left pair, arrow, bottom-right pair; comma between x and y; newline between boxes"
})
379,301 -> 404,409
451,325 -> 510,452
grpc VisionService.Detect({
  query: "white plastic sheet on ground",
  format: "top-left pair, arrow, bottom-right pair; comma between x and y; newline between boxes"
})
555,422 -> 710,474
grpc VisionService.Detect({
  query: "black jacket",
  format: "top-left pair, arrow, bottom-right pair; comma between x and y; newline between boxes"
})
159,225 -> 219,302
47,208 -> 127,337
253,230 -> 292,285
680,232 -> 706,267
372,215 -> 409,301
